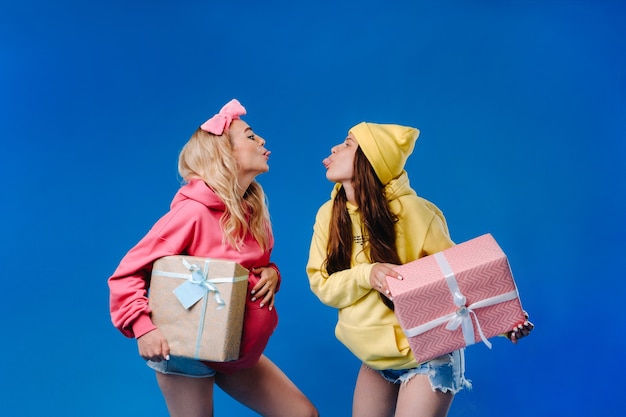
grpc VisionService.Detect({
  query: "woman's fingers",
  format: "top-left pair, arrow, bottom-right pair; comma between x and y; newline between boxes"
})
371,263 -> 402,299
250,268 -> 277,310
508,319 -> 535,344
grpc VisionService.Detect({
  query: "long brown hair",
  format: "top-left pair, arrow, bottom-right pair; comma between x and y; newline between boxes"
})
324,147 -> 400,309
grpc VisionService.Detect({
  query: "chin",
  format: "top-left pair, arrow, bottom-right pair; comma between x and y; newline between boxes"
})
326,172 -> 339,182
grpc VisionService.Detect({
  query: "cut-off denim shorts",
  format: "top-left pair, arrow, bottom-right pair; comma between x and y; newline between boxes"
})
146,355 -> 217,378
370,349 -> 471,394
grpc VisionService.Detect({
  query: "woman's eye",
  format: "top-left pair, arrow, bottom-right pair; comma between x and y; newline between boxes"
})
248,134 -> 256,140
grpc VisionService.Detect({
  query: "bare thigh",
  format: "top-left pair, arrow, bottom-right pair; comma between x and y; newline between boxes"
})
155,372 -> 215,417
215,355 -> 318,417
352,364 -> 399,417
394,374 -> 454,417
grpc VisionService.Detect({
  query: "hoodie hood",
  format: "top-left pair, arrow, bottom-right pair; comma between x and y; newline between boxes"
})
171,179 -> 225,211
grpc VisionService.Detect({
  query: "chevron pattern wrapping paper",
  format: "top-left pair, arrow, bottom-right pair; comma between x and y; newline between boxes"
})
387,233 -> 526,364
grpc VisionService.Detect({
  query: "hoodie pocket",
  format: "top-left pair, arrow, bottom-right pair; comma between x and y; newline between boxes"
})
335,321 -> 409,363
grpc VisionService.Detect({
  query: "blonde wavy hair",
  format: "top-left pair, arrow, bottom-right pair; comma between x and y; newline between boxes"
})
178,127 -> 272,251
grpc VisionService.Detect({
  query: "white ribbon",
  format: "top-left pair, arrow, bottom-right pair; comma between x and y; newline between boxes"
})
403,252 -> 519,349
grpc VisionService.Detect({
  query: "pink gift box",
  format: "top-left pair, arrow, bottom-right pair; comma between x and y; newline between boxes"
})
387,233 -> 526,364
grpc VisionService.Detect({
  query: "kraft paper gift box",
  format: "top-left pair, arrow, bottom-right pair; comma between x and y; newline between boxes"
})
149,256 -> 248,362
386,233 -> 526,364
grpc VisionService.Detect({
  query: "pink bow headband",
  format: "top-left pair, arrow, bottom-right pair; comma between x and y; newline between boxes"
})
200,99 -> 247,135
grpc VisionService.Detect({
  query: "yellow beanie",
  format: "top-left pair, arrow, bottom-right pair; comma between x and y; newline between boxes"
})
349,122 -> 420,185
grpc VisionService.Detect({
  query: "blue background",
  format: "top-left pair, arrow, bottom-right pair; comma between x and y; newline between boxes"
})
1,1 -> 624,416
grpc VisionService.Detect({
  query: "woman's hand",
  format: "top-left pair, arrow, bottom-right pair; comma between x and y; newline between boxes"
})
137,328 -> 170,361
370,263 -> 403,300
251,266 -> 279,310
506,310 -> 534,344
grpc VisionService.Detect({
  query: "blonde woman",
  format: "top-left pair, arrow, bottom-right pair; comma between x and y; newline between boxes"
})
109,99 -> 318,417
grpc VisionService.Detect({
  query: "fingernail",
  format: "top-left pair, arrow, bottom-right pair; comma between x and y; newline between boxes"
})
260,303 -> 264,308
165,355 -> 170,360
398,275 -> 403,280
385,290 -> 390,295
251,297 -> 256,301
269,306 -> 273,311
389,296 -> 394,301
251,290 -> 256,294
518,324 -> 524,330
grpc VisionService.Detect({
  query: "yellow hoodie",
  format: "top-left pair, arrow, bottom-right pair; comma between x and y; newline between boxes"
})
306,122 -> 455,370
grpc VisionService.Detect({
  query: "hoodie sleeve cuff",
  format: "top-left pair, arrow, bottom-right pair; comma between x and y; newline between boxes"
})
132,314 -> 157,339
357,263 -> 376,289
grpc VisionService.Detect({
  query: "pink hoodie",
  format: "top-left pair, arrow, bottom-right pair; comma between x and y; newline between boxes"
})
108,179 -> 279,373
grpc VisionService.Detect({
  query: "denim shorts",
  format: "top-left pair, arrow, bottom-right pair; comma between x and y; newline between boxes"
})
371,349 -> 471,394
146,356 -> 217,378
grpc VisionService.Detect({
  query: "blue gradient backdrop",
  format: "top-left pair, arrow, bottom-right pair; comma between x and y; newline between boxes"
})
1,1 -> 624,416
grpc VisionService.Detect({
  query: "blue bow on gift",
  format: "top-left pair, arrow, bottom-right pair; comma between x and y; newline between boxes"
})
173,259 -> 226,310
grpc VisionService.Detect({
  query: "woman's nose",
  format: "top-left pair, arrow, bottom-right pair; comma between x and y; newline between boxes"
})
256,135 -> 266,146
